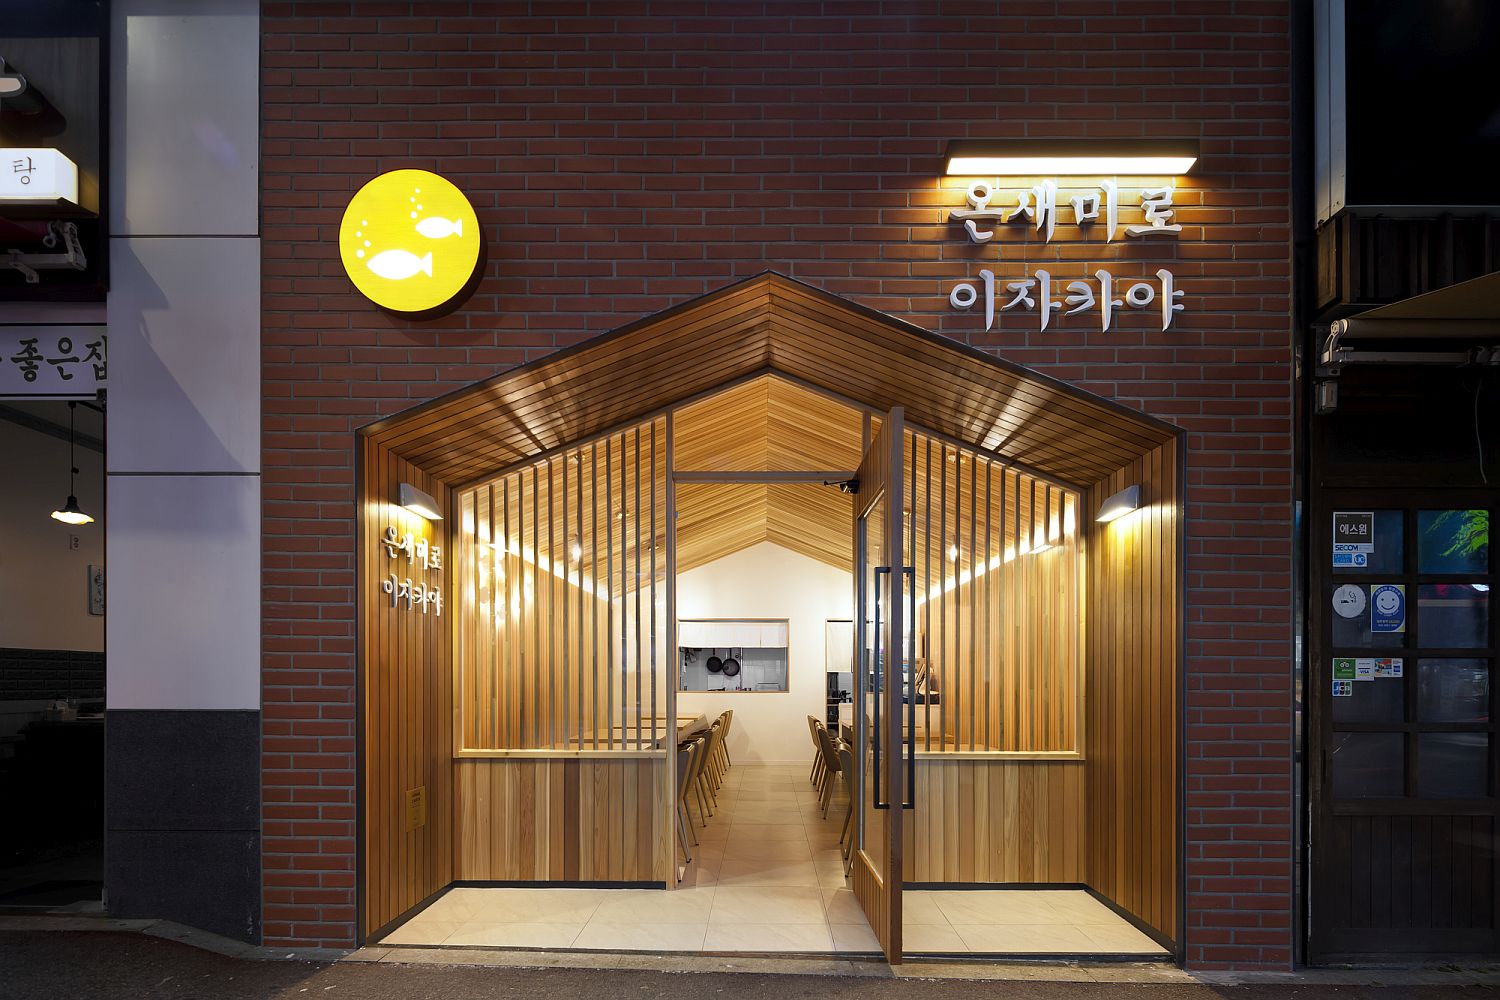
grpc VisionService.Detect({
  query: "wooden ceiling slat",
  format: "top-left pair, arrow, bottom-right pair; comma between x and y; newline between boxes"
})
762,341 -> 1116,485
379,302 -> 774,472
371,273 -> 1176,489
370,282 -> 776,451
770,289 -> 1170,454
427,342 -> 773,484
398,314 -> 774,477
763,296 -> 1166,476
763,334 -> 1121,483
769,282 -> 1170,451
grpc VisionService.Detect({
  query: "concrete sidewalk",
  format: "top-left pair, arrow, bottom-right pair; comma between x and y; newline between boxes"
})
4,923 -> 1500,1000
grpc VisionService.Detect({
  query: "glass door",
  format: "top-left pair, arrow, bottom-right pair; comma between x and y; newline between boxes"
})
1309,492 -> 1497,959
851,408 -> 911,963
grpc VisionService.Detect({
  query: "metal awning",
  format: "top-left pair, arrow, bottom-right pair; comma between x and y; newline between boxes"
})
1333,270 -> 1500,341
1321,270 -> 1500,366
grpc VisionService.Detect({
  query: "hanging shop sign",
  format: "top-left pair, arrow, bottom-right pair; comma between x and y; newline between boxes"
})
1332,511 -> 1375,567
1,147 -> 79,205
946,179 -> 1186,332
1,326 -> 106,396
1369,584 -> 1405,633
339,169 -> 481,316
380,525 -> 443,616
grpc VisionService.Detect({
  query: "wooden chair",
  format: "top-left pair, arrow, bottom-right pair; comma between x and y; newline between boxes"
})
717,710 -> 734,770
807,715 -> 824,785
815,723 -> 845,818
675,740 -> 698,865
709,719 -> 726,788
683,734 -> 712,828
697,722 -> 723,814
838,743 -> 856,875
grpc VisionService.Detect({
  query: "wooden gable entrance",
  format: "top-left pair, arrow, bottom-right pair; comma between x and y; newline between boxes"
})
355,272 -> 1185,961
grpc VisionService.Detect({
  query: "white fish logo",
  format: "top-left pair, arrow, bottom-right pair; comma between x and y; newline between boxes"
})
415,215 -> 463,239
366,249 -> 432,281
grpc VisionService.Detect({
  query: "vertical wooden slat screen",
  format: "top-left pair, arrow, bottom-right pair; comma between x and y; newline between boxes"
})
453,418 -> 669,751
903,429 -> 1083,754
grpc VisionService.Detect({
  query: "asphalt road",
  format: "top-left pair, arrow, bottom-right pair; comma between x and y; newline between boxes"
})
0,931 -> 1493,1000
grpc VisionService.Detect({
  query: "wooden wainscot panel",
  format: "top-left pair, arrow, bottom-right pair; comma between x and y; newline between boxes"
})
454,757 -> 671,883
360,439 -> 454,936
905,759 -> 1087,884
1085,438 -> 1180,946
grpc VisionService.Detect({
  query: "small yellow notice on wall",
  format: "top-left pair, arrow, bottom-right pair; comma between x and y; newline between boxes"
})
339,169 -> 481,315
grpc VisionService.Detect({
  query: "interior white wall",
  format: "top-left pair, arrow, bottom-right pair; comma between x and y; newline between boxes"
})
0,419 -> 104,652
675,541 -> 852,765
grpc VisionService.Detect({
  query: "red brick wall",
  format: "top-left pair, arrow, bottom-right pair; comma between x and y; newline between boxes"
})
261,1 -> 1293,968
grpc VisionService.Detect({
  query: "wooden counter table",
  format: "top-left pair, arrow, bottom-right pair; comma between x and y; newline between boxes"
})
598,713 -> 709,747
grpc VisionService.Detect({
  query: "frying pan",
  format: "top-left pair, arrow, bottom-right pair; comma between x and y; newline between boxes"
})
721,647 -> 741,677
706,647 -> 724,673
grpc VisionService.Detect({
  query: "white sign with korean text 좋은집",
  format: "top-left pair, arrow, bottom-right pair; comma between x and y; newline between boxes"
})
946,178 -> 1186,333
0,327 -> 106,396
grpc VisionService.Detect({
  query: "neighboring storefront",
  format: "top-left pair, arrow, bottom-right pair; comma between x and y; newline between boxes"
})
11,0 -> 1496,975
1301,0 -> 1500,962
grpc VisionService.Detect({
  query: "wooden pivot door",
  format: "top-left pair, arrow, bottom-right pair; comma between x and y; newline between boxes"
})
851,407 -> 911,963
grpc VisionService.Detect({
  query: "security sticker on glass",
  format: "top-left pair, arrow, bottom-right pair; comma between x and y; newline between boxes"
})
1332,511 -> 1375,568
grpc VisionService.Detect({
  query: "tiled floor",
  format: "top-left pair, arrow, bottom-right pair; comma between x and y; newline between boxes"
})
379,763 -> 1167,957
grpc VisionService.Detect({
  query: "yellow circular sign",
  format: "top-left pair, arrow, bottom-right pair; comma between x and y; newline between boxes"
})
339,169 -> 481,315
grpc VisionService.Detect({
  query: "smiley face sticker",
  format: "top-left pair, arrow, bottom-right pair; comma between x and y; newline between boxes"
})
339,169 -> 482,315
1369,584 -> 1405,633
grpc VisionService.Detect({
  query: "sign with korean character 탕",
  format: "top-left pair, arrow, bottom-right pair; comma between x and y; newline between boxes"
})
0,148 -> 79,204
1332,511 -> 1375,567
0,327 -> 106,396
945,177 -> 1188,333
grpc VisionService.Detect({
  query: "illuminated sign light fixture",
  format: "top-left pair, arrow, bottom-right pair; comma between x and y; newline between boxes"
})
340,168 -> 482,316
945,138 -> 1198,177
398,482 -> 443,521
0,147 -> 80,206
1095,484 -> 1142,523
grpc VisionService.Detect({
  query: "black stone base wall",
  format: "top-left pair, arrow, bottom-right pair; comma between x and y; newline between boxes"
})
104,710 -> 260,942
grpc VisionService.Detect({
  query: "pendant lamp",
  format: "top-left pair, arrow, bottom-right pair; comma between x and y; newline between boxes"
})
50,401 -> 94,526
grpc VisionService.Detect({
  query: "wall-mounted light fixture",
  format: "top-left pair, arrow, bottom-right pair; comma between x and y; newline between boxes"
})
1095,484 -> 1142,523
945,139 -> 1198,177
398,482 -> 443,521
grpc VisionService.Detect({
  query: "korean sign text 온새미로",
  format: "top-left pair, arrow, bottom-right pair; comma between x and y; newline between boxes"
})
381,525 -> 443,616
947,178 -> 1187,333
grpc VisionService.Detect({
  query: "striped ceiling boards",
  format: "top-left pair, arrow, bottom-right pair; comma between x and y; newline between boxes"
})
363,272 -> 1177,488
